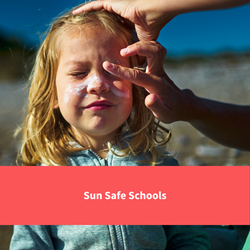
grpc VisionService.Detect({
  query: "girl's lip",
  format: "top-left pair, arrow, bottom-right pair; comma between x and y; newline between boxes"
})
84,100 -> 114,109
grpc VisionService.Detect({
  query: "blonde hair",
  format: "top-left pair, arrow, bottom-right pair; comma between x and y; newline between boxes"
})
16,5 -> 171,166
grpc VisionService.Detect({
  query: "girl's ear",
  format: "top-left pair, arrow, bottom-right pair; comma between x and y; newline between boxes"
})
53,84 -> 59,109
53,100 -> 59,109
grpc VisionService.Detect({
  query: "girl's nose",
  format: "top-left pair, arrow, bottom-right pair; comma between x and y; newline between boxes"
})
86,74 -> 110,94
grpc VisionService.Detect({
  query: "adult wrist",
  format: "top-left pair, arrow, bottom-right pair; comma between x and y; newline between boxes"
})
182,91 -> 212,125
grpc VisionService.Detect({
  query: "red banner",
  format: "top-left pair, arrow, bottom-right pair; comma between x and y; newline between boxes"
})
0,166 -> 249,225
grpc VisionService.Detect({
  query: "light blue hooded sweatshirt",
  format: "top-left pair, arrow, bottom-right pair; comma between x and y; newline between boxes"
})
10,225 -> 210,250
10,149 -> 210,250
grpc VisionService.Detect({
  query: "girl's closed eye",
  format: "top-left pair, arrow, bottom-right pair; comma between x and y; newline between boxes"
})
70,71 -> 89,78
104,69 -> 113,77
103,68 -> 121,80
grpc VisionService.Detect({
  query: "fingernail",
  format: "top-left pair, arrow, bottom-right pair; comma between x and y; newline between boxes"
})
107,63 -> 114,69
121,47 -> 129,54
103,61 -> 113,70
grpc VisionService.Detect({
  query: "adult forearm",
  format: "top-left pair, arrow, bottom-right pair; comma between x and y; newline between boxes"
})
164,0 -> 250,15
139,0 -> 250,27
189,97 -> 250,151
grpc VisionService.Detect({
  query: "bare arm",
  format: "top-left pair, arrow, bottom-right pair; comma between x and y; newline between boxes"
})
162,0 -> 250,13
73,0 -> 250,41
189,98 -> 250,151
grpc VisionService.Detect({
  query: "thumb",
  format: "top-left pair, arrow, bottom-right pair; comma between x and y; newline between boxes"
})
135,25 -> 159,41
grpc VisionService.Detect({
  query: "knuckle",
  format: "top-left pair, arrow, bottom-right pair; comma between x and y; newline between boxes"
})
134,43 -> 142,54
162,47 -> 167,57
183,88 -> 194,95
152,43 -> 163,56
130,69 -> 140,80
115,65 -> 125,76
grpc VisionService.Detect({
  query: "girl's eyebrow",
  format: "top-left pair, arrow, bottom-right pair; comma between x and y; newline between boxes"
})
105,59 -> 127,67
64,60 -> 128,68
63,61 -> 89,69
64,60 -> 86,66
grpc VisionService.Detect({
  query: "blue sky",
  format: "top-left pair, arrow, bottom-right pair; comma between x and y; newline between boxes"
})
0,0 -> 250,56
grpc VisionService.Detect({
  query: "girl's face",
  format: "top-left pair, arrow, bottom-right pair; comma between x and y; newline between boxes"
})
55,24 -> 133,145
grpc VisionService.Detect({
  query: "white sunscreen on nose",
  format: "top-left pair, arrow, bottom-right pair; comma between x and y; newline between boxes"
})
64,74 -> 130,104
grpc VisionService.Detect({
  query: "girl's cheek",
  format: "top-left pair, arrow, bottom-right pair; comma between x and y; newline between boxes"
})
63,81 -> 89,104
110,86 -> 130,98
111,81 -> 132,98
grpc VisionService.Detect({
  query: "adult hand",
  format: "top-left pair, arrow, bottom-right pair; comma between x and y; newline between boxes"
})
73,0 -> 175,41
73,0 -> 250,41
103,41 -> 206,124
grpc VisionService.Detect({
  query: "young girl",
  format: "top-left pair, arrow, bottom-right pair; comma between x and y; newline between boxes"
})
10,5 -> 210,250
16,6 -> 176,167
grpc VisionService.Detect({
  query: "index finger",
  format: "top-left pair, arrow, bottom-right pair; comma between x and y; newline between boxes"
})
103,61 -> 165,95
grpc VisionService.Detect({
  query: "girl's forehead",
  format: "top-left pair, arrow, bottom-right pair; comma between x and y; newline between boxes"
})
57,27 -> 101,56
57,25 -> 130,67
58,24 -> 123,48
61,22 -> 112,39
60,25 -> 127,51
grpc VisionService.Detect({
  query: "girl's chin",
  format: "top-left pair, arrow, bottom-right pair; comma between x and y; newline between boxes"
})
72,126 -> 119,142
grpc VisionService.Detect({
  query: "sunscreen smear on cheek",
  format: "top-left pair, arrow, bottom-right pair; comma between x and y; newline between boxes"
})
64,81 -> 88,104
110,85 -> 130,98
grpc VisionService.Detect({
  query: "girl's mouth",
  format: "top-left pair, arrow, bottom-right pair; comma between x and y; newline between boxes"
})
84,100 -> 114,110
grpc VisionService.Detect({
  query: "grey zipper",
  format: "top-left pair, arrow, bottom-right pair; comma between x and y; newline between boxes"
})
115,225 -> 124,250
108,226 -> 126,250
